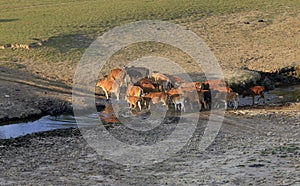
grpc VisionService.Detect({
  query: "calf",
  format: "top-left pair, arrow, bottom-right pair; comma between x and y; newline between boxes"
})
170,87 -> 208,112
96,76 -> 120,100
126,96 -> 142,111
225,92 -> 239,110
169,94 -> 185,112
242,86 -> 265,105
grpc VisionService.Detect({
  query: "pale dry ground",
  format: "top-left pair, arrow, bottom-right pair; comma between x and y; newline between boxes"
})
3,9 -> 299,86
0,103 -> 299,185
184,10 -> 300,72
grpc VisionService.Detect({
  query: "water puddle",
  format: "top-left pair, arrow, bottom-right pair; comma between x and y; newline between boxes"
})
269,84 -> 300,102
0,84 -> 299,139
0,114 -> 97,139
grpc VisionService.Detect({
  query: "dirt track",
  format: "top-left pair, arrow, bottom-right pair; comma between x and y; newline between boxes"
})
0,9 -> 300,185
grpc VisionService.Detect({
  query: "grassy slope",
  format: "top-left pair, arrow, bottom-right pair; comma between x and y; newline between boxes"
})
0,0 -> 299,64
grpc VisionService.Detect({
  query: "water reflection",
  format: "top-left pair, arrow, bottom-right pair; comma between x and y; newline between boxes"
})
0,115 -> 78,139
99,101 -> 183,129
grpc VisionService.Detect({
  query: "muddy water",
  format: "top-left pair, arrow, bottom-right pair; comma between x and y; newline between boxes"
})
0,84 -> 299,139
269,84 -> 300,102
0,115 -> 97,139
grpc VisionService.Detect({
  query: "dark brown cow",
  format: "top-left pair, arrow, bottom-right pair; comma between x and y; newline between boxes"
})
150,72 -> 171,91
135,78 -> 158,93
124,66 -> 150,84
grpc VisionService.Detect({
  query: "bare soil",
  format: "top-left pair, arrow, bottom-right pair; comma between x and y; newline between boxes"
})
0,10 -> 299,185
0,104 -> 299,185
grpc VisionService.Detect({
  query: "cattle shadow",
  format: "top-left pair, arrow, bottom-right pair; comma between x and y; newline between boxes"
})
43,33 -> 94,54
0,19 -> 19,23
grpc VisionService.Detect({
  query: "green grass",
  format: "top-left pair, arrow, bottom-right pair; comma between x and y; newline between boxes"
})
1,0 -> 300,64
261,145 -> 299,157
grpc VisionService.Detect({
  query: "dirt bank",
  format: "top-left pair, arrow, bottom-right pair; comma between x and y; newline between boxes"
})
0,67 -> 72,123
0,103 -> 299,185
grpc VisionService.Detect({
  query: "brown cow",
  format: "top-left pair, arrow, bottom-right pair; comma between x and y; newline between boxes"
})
179,82 -> 207,91
125,84 -> 144,110
107,68 -> 127,86
96,76 -> 120,100
167,88 -> 186,111
138,82 -> 157,93
126,96 -> 142,111
168,87 -> 208,111
242,86 -> 265,105
197,89 -> 211,111
206,79 -> 230,93
126,84 -> 144,98
213,89 -> 239,110
142,92 -> 168,110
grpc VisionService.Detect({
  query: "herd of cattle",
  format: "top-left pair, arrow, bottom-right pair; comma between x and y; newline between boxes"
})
96,66 -> 266,112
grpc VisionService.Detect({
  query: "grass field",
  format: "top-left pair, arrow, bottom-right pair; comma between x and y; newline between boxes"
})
0,0 -> 299,67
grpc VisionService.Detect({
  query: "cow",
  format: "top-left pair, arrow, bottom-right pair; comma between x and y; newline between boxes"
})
142,92 -> 168,110
96,76 -> 120,100
165,74 -> 187,87
179,81 -> 207,91
166,88 -> 186,111
169,94 -> 185,112
126,96 -> 142,111
167,87 -> 181,96
206,79 -> 229,93
124,66 -> 150,84
126,84 -> 143,97
168,87 -> 207,112
149,72 -> 172,91
138,82 -> 157,93
134,77 -> 158,93
242,86 -> 265,105
225,92 -> 239,110
108,68 -> 124,80
125,84 -> 144,110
